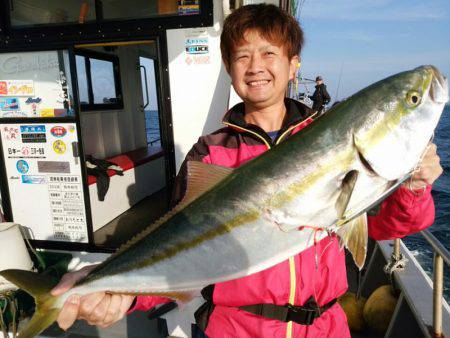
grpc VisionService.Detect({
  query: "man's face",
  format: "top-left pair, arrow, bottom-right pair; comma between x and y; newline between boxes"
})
228,30 -> 298,110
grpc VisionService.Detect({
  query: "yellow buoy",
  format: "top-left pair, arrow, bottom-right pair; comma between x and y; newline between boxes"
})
338,292 -> 367,331
363,285 -> 398,334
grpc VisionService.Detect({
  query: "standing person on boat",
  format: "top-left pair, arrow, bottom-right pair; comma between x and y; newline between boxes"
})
51,4 -> 443,337
309,75 -> 331,115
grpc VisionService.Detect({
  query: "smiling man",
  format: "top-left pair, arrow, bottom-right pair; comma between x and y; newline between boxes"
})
52,4 -> 442,338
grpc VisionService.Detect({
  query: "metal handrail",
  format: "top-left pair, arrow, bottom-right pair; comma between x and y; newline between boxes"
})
406,229 -> 450,338
421,229 -> 450,266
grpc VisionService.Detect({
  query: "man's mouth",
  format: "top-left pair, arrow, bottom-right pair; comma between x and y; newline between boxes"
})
247,80 -> 270,87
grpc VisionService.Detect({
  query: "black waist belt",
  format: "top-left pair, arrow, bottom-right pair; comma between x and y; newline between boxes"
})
195,285 -> 337,331
239,296 -> 337,326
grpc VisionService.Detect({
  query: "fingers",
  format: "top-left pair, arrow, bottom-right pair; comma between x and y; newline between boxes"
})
78,292 -> 107,322
57,295 -> 81,331
405,143 -> 442,191
414,143 -> 442,186
100,295 -> 135,328
85,293 -> 111,326
100,294 -> 123,328
56,293 -> 133,331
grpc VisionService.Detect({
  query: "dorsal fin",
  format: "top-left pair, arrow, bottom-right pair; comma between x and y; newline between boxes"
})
92,161 -> 233,268
181,161 -> 233,206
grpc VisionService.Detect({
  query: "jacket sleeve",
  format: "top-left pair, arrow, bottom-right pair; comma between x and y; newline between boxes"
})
368,185 -> 435,240
129,138 -> 210,314
127,296 -> 172,314
322,85 -> 331,103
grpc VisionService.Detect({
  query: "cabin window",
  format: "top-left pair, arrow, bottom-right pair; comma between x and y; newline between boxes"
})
102,0 -> 200,21
9,0 -> 201,27
140,57 -> 161,147
9,0 -> 96,27
75,51 -> 123,111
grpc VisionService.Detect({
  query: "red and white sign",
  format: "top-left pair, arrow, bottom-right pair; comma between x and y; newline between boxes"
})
50,126 -> 67,138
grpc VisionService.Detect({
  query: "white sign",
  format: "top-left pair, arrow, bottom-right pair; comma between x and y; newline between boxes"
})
0,123 -> 89,243
0,80 -> 34,97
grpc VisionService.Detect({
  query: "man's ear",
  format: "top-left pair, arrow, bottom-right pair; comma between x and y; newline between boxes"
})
289,55 -> 300,81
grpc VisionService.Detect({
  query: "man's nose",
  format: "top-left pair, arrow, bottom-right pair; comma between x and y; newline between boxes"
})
247,54 -> 264,74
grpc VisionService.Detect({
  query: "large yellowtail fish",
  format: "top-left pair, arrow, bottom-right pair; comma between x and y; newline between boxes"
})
1,66 -> 448,337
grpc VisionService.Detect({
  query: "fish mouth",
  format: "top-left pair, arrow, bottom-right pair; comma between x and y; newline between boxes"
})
427,66 -> 449,104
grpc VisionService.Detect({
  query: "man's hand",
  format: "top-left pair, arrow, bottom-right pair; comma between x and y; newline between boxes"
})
51,264 -> 136,330
405,143 -> 443,190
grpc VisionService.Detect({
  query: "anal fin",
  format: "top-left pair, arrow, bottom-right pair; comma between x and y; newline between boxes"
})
337,213 -> 368,270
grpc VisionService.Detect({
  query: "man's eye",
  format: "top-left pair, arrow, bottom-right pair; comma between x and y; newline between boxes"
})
266,51 -> 276,56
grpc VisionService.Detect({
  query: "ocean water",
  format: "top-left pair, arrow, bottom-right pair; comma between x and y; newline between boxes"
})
145,110 -> 161,147
404,104 -> 450,302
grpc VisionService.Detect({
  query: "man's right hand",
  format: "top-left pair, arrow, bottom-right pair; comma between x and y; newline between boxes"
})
51,264 -> 136,330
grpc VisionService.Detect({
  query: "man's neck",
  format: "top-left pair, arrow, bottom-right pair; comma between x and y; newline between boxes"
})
244,100 -> 287,133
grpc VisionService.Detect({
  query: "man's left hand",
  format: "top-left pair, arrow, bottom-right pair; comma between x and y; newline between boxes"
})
405,143 -> 443,190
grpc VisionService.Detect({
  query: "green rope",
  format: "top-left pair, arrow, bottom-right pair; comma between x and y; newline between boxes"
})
0,292 -> 19,338
0,295 -> 9,337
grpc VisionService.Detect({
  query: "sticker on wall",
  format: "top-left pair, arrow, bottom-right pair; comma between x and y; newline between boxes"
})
53,140 -> 66,154
50,126 -> 67,138
16,160 -> 29,174
54,109 -> 68,117
25,97 -> 42,104
1,111 -> 27,118
178,0 -> 200,15
0,98 -> 19,110
22,175 -> 46,184
40,108 -> 55,117
0,80 -> 34,96
37,161 -> 70,173
185,29 -> 210,65
0,82 -> 6,95
20,125 -> 46,143
2,126 -> 19,140
68,126 -> 76,133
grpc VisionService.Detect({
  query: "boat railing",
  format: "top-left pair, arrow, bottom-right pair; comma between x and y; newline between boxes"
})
395,229 -> 450,338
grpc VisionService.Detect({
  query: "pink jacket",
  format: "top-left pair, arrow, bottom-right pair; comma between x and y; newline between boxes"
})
131,100 -> 435,337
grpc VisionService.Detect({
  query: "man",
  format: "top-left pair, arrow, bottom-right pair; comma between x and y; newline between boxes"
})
52,4 -> 442,337
309,75 -> 331,115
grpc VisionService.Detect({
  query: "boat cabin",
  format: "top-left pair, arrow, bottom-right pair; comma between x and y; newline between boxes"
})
0,0 -> 252,252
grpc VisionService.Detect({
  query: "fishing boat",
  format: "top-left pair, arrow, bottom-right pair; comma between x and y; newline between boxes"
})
0,0 -> 448,337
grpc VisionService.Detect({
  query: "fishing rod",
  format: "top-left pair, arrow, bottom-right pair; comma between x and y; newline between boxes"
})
335,62 -> 344,101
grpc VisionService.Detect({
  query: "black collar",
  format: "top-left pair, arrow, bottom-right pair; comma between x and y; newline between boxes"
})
222,98 -> 312,145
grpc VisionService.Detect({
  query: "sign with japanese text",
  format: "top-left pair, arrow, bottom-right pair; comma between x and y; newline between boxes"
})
0,122 -> 88,243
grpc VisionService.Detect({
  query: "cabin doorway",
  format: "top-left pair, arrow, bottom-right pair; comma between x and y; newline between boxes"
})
140,57 -> 162,147
72,40 -> 171,250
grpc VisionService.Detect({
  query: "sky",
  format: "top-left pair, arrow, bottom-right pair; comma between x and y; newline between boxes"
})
296,0 -> 450,103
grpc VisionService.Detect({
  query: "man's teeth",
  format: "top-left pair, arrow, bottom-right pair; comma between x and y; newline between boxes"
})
248,80 -> 269,86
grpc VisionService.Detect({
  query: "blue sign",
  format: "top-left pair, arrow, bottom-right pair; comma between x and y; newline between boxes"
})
20,125 -> 46,133
22,175 -> 46,184
16,160 -> 29,174
0,98 -> 19,110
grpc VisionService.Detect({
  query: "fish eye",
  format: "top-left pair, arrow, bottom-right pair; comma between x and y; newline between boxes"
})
406,90 -> 421,107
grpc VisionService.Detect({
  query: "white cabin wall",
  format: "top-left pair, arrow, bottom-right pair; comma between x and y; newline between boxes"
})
167,0 -> 231,172
80,46 -> 148,158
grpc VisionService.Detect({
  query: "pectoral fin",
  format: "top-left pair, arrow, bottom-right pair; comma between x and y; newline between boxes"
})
337,213 -> 368,270
335,170 -> 359,218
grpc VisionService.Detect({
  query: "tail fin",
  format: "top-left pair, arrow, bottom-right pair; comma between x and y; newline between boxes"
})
0,269 -> 61,338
